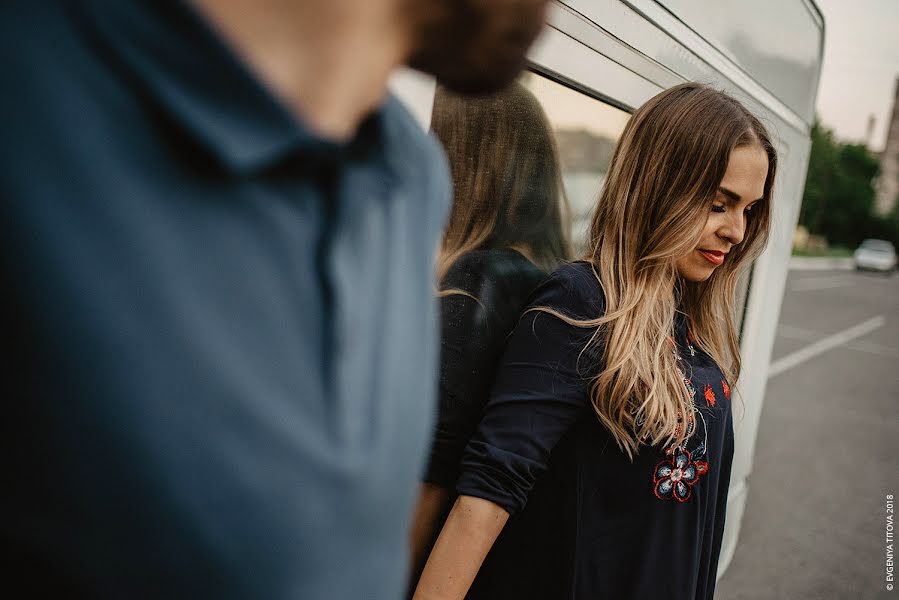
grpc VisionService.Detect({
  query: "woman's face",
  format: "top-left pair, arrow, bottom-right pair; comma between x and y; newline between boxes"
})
675,144 -> 769,282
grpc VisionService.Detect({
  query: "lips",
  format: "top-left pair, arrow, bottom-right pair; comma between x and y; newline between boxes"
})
698,249 -> 726,266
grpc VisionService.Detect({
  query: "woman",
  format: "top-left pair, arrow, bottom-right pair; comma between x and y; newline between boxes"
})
413,82 -> 776,599
408,81 -> 570,584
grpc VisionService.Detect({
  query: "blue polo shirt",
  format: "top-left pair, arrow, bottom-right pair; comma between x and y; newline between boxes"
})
0,1 -> 450,598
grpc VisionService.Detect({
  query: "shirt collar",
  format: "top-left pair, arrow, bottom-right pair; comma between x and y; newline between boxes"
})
74,0 -> 386,173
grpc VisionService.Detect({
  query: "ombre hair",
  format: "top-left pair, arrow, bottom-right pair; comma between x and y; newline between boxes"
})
432,81 -> 570,283
535,82 -> 776,460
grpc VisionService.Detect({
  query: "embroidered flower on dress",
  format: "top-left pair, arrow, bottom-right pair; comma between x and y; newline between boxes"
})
722,379 -> 730,400
704,384 -> 716,407
653,448 -> 709,502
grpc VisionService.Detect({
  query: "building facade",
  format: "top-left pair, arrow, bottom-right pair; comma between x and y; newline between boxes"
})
875,77 -> 899,215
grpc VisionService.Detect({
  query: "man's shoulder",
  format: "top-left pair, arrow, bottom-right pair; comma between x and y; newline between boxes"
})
0,1 -> 112,168
381,94 -> 438,154
379,93 -> 452,228
0,2 -> 73,78
381,95 -> 450,187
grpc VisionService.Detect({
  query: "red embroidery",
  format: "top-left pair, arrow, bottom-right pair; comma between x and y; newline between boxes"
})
704,384 -> 716,407
722,379 -> 730,400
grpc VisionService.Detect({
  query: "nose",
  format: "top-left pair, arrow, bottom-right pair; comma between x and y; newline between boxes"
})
718,210 -> 745,246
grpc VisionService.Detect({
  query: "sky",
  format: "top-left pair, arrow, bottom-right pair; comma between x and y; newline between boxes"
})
813,0 -> 899,151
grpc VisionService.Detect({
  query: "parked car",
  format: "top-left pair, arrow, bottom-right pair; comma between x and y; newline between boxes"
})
853,239 -> 897,272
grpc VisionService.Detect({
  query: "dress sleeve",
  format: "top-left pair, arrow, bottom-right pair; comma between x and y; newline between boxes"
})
455,264 -> 604,515
424,285 -> 498,487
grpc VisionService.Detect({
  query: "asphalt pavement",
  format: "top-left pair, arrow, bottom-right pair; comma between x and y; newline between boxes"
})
716,269 -> 899,599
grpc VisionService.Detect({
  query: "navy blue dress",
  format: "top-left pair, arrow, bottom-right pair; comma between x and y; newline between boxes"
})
427,248 -> 548,488
456,262 -> 735,599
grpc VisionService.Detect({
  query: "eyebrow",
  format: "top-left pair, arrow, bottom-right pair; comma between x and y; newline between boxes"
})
718,186 -> 764,203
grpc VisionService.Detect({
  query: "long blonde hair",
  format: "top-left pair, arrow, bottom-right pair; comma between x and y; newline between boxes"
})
537,83 -> 777,460
431,81 -> 570,283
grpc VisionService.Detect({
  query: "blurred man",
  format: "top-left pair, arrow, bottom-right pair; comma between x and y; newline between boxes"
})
0,0 -> 549,597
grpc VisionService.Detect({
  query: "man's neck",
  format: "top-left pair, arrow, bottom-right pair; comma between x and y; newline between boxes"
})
190,0 -> 411,142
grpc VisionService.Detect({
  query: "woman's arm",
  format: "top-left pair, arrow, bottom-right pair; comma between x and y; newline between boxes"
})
410,274 -> 497,592
415,265 -> 602,598
426,284 -> 496,488
408,483 -> 452,588
412,495 -> 510,600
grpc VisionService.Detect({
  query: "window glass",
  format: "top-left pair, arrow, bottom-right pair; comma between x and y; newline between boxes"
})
428,70 -> 629,294
424,72 -> 630,493
519,73 -> 630,254
425,73 -> 629,463
429,70 -> 630,286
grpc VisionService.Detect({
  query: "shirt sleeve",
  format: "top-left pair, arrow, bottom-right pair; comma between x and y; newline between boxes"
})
455,264 -> 605,515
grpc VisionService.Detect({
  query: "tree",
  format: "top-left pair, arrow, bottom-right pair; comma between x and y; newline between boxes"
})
799,121 -> 881,248
799,121 -> 837,234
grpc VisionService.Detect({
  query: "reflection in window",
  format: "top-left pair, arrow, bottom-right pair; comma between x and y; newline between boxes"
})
520,73 -> 630,254
422,74 -> 631,514
417,75 -> 633,564
431,80 -> 570,281
419,81 -> 577,557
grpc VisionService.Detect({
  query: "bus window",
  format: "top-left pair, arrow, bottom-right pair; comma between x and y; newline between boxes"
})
521,72 -> 630,254
424,75 -> 628,488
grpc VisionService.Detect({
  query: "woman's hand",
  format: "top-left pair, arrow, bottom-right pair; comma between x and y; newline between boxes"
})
412,495 -> 510,600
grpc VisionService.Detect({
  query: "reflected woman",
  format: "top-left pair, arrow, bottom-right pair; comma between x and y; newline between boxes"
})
408,81 -> 570,585
413,82 -> 776,599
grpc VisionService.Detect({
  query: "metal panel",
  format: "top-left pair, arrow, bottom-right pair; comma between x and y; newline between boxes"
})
558,0 -> 813,135
655,0 -> 823,122
528,19 -> 663,111
547,3 -> 683,91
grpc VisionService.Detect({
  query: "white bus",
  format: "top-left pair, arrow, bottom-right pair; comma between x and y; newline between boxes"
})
393,0 -> 825,580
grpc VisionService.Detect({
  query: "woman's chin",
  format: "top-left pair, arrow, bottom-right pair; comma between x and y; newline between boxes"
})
675,258 -> 716,282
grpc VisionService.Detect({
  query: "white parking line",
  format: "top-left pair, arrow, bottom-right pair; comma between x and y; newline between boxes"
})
768,316 -> 886,378
777,322 -> 899,359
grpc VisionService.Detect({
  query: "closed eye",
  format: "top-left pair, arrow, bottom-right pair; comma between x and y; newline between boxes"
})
711,203 -> 726,213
